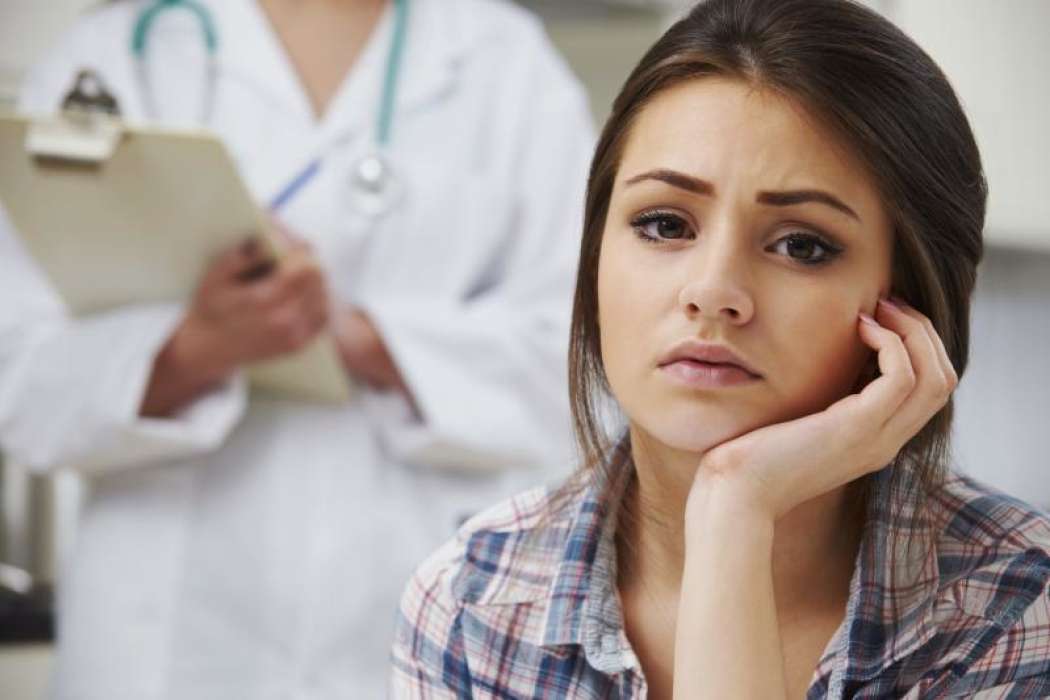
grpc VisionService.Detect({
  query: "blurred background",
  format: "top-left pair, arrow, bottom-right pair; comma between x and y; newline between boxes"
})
1,1 -> 1047,697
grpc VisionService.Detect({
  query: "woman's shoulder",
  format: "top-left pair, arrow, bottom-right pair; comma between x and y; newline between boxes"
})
933,472 -> 1050,563
401,483 -> 577,611
922,473 -> 1050,691
930,473 -> 1050,617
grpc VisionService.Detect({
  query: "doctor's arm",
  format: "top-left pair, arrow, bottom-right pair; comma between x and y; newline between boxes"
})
0,226 -> 328,475
0,218 -> 247,474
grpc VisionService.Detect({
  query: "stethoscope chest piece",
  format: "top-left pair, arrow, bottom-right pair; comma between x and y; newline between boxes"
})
348,152 -> 402,218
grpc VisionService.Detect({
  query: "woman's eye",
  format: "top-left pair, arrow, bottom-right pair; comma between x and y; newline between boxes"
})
631,212 -> 693,243
770,232 -> 842,265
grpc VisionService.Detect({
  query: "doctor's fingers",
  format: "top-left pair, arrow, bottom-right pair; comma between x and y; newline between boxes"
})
261,248 -> 326,299
258,295 -> 329,355
202,236 -> 273,287
224,256 -> 325,315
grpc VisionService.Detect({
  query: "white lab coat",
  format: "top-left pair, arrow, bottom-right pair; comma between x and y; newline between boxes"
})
0,0 -> 594,697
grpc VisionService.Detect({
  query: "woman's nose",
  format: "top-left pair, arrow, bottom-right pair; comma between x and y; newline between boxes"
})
677,236 -> 755,325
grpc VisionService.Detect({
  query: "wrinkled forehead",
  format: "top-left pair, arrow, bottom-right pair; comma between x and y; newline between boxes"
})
615,77 -> 884,218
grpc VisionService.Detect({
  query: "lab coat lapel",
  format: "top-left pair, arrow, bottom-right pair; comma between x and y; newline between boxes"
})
201,0 -> 316,126
202,0 -> 463,148
195,0 -> 466,200
312,3 -> 396,147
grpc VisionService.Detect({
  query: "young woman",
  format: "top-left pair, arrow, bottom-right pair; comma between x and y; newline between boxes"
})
390,0 -> 1050,697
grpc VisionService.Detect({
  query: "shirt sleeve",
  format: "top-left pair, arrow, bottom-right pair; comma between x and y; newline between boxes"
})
364,21 -> 595,476
390,538 -> 472,698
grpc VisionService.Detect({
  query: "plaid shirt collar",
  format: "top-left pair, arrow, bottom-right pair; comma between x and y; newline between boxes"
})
537,446 -> 630,662
531,448 -> 947,684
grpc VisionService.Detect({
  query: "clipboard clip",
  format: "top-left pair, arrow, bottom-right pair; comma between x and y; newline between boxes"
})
25,69 -> 125,164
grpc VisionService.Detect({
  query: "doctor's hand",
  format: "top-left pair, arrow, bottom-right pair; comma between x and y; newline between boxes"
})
264,216 -> 412,397
685,298 -> 957,526
140,237 -> 329,417
331,308 -> 413,399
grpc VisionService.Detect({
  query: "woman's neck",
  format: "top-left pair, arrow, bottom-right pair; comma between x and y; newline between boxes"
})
617,429 -> 865,613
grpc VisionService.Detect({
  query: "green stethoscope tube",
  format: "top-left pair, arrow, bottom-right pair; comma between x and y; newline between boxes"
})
378,0 -> 409,147
132,0 -> 218,58
130,0 -> 409,147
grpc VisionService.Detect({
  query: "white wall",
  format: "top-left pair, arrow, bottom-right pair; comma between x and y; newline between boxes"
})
541,7 -> 665,124
0,0 -> 96,107
884,0 -> 1050,252
953,249 -> 1050,509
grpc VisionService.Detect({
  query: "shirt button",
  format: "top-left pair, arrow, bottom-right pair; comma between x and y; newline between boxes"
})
602,634 -> 618,654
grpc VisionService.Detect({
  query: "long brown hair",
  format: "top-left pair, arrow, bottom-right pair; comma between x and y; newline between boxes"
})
566,0 -> 986,507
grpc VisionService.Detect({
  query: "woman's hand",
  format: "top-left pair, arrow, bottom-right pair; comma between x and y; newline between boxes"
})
688,297 -> 958,524
673,298 -> 957,699
141,235 -> 329,417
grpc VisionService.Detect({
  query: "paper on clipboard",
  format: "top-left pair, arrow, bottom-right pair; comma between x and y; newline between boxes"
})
0,112 -> 352,404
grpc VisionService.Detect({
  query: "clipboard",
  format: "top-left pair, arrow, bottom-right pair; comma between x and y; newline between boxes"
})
0,109 -> 353,404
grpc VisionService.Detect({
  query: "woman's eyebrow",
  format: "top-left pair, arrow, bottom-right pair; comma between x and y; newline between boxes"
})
625,170 -> 860,222
757,190 -> 861,222
625,169 -> 714,195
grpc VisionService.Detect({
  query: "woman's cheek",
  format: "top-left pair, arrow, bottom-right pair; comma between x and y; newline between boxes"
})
774,310 -> 870,414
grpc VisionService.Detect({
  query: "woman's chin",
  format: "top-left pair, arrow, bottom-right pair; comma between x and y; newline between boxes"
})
633,412 -> 761,456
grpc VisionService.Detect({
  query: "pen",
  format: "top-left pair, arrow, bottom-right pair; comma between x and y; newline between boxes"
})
268,159 -> 322,212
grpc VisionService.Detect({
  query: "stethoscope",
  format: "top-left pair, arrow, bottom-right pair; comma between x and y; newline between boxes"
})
131,0 -> 411,217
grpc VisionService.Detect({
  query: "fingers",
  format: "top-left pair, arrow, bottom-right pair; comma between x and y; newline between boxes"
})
877,298 -> 957,437
853,310 -> 916,424
855,298 -> 956,443
234,249 -> 325,311
877,298 -> 944,397
264,296 -> 328,353
893,299 -> 958,390
203,245 -> 327,328
207,236 -> 273,282
248,252 -> 328,347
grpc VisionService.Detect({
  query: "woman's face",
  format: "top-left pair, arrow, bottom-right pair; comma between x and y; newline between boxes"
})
598,78 -> 894,454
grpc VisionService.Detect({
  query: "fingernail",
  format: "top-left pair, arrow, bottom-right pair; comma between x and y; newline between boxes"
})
878,298 -> 899,311
859,313 -> 878,326
889,296 -> 910,308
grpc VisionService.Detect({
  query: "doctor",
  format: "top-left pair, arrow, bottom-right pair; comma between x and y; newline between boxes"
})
0,0 -> 594,697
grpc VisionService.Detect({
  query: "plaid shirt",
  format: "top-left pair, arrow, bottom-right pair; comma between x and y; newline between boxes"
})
391,455 -> 1050,698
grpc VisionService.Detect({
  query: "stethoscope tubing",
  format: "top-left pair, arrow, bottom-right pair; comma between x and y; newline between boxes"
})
130,0 -> 408,142
131,0 -> 411,216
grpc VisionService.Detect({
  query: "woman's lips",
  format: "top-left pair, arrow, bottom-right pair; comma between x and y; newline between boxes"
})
660,359 -> 761,388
